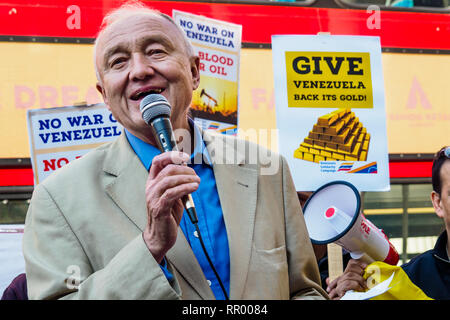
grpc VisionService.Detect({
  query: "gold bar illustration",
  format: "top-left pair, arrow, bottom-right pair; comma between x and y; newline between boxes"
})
294,108 -> 370,163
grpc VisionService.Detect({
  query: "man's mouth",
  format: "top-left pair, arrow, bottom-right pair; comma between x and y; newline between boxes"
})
130,88 -> 164,101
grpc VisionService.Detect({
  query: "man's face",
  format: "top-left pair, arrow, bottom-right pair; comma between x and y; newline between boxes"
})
95,13 -> 200,142
431,160 -> 450,233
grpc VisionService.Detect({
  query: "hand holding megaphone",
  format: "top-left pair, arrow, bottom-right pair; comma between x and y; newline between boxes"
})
303,181 -> 399,266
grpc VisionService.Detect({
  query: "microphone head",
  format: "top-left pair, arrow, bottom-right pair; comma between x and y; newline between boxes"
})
140,94 -> 171,125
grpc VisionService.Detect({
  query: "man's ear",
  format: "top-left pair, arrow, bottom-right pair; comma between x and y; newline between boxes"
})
96,82 -> 110,110
190,56 -> 201,90
431,191 -> 444,219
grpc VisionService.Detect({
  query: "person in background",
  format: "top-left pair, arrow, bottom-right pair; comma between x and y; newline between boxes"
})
1,273 -> 27,300
326,146 -> 450,299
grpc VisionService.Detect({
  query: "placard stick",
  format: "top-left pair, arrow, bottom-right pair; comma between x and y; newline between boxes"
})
327,243 -> 343,282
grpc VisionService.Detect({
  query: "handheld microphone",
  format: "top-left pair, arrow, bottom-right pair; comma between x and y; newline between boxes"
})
140,94 -> 198,224
140,94 -> 230,300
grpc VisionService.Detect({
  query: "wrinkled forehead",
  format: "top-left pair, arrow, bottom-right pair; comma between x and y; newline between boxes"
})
95,13 -> 187,64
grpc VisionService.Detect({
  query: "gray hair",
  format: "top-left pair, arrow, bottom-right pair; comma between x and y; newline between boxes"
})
93,0 -> 196,83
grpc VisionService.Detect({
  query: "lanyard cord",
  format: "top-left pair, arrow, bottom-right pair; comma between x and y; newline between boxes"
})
193,222 -> 230,300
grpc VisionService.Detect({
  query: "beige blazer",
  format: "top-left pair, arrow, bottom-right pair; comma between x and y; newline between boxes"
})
23,129 -> 328,300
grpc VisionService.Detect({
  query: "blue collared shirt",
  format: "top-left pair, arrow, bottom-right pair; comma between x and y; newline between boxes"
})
124,123 -> 230,300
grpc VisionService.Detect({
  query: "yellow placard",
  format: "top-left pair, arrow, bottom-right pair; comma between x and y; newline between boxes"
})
285,51 -> 373,109
191,75 -> 238,118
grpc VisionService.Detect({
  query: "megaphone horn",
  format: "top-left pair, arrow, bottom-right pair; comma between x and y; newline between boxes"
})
303,180 -> 399,265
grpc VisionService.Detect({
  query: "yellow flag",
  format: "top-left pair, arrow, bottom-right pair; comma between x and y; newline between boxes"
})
363,261 -> 433,300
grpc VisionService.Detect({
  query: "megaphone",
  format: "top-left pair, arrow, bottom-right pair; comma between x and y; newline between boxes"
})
303,180 -> 399,265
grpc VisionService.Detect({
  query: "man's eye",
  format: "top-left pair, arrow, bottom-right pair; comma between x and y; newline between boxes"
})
110,57 -> 127,68
148,49 -> 166,56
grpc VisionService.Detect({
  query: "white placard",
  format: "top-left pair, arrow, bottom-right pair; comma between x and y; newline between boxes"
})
27,104 -> 123,184
173,10 -> 242,132
272,35 -> 390,192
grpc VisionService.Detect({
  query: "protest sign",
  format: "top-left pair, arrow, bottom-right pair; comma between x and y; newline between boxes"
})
173,10 -> 242,135
285,51 -> 373,109
272,35 -> 389,191
27,103 -> 123,184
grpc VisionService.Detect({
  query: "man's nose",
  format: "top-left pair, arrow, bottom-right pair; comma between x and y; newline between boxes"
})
129,53 -> 154,81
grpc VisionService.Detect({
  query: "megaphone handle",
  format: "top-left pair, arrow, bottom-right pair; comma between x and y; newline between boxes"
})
327,243 -> 344,282
350,251 -> 375,265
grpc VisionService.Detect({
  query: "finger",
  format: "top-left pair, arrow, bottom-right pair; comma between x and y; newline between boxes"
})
340,273 -> 368,290
147,174 -> 200,199
172,199 -> 185,225
150,182 -> 198,219
149,162 -> 197,190
336,269 -> 367,285
149,199 -> 185,226
146,163 -> 199,195
157,182 -> 200,210
345,259 -> 368,272
336,279 -> 366,298
156,163 -> 198,181
327,288 -> 339,300
354,260 -> 368,271
343,260 -> 368,276
149,151 -> 190,179
326,277 -> 338,292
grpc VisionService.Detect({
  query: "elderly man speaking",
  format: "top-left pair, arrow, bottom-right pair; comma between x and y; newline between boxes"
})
23,1 -> 327,300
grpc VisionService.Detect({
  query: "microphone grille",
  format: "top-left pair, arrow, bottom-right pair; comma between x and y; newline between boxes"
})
140,94 -> 171,124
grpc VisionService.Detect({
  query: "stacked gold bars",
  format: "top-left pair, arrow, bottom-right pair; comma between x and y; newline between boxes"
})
294,108 -> 370,163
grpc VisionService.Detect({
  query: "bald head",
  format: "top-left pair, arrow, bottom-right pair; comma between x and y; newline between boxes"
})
92,0 -> 201,142
94,2 -> 195,83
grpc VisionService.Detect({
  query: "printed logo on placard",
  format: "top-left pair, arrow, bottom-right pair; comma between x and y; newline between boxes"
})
320,161 -> 378,174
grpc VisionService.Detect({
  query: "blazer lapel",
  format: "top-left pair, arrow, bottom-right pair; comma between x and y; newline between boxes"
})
103,134 -> 148,231
166,235 -> 215,299
202,130 -> 258,300
102,133 -> 213,299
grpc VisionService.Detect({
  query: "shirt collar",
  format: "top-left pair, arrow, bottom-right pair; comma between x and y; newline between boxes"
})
433,230 -> 450,263
125,118 -> 212,171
